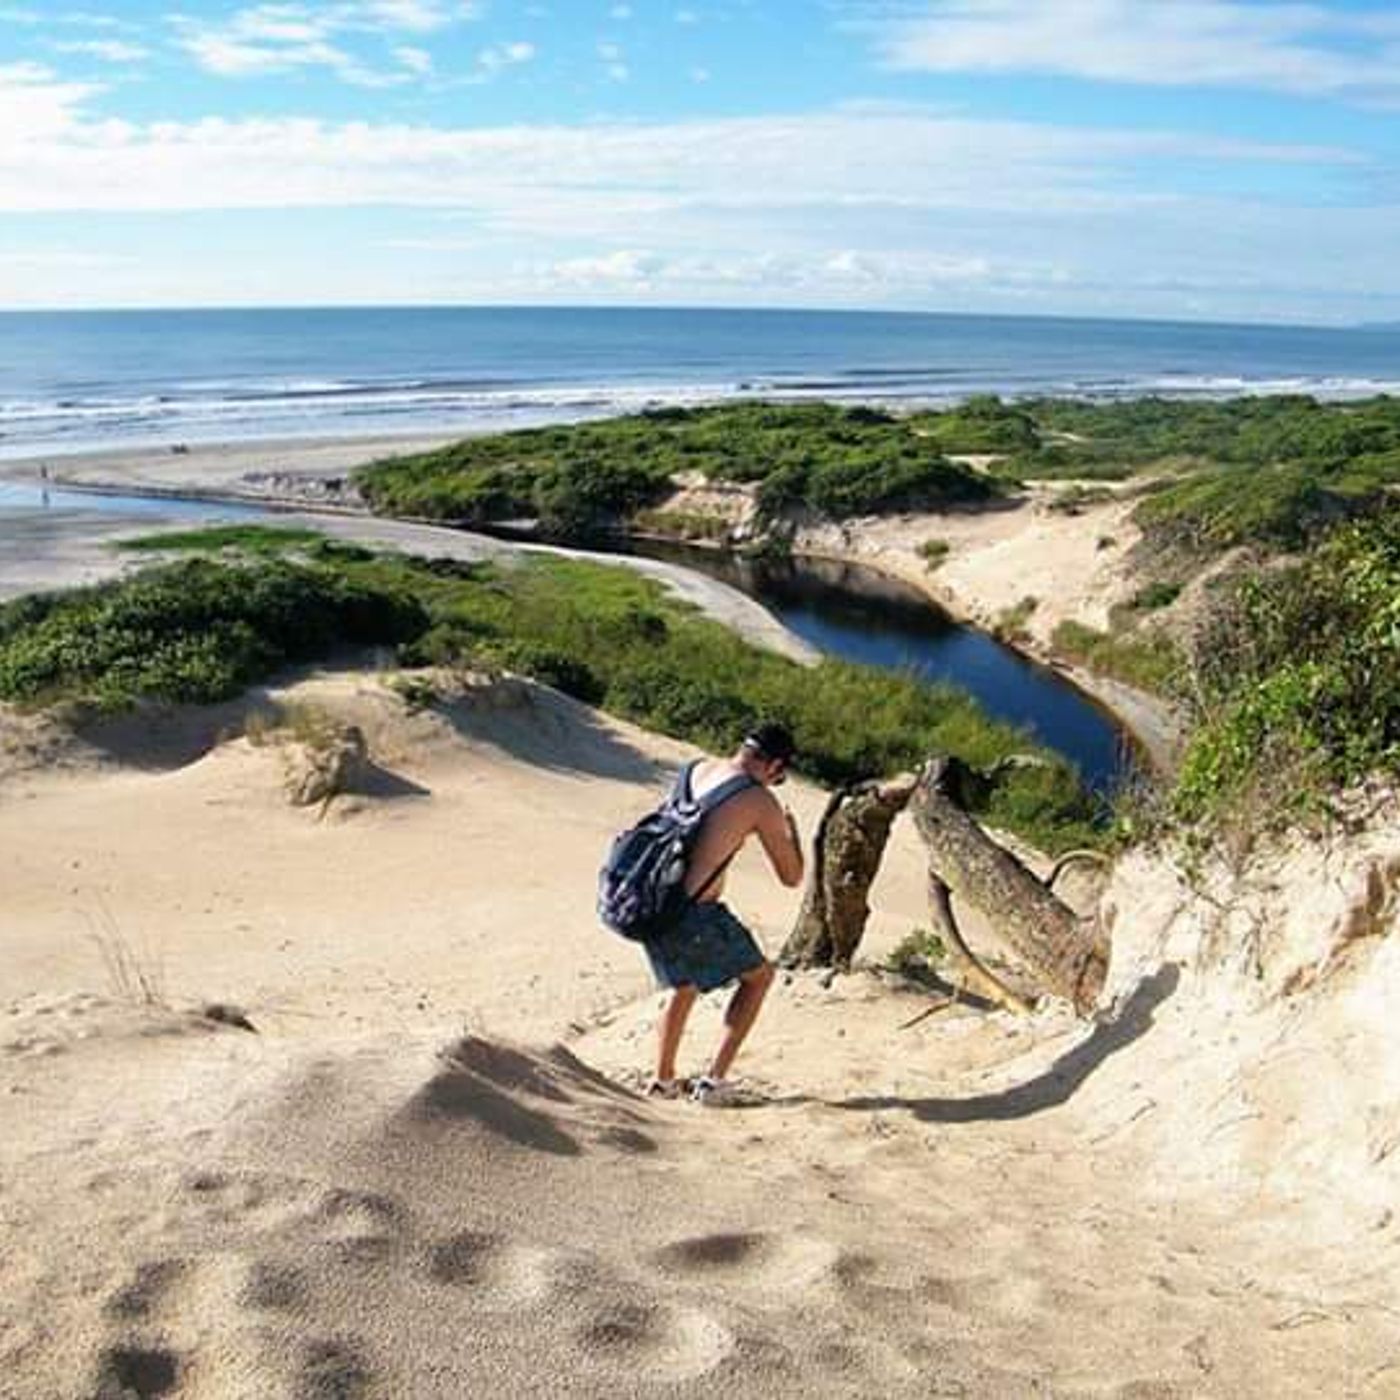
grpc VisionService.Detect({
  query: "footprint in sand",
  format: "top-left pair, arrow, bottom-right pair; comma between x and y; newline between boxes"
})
238,1258 -> 310,1312
307,1187 -> 409,1266
423,1230 -> 617,1310
103,1259 -> 189,1321
91,1342 -> 184,1400
295,1337 -> 378,1400
575,1299 -> 734,1384
649,1230 -> 846,1294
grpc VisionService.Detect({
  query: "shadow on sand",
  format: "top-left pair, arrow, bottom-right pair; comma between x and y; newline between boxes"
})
432,683 -> 664,786
832,964 -> 1181,1124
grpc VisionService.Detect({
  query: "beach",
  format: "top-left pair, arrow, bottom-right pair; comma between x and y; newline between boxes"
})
4,662 -> 1399,1396
3,427 -> 1398,1396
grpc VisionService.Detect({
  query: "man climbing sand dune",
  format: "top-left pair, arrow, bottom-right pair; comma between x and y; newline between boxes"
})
639,723 -> 805,1105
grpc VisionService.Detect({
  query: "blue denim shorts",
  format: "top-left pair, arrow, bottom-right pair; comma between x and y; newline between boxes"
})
644,901 -> 765,993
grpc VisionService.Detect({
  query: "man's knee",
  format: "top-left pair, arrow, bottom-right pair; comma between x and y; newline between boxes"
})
741,960 -> 775,989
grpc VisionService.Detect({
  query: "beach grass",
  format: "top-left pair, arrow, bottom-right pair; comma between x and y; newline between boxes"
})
0,536 -> 1103,852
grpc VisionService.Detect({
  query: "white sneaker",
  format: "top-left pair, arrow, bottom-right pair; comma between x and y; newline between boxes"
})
689,1076 -> 757,1107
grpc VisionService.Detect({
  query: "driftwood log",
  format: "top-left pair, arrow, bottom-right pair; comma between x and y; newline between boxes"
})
781,755 -> 1110,1017
779,776 -> 917,970
909,758 -> 1109,1014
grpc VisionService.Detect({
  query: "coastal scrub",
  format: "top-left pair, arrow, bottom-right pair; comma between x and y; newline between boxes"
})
0,534 -> 1101,852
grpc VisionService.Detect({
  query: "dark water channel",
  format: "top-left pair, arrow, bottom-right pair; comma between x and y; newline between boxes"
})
604,538 -> 1137,795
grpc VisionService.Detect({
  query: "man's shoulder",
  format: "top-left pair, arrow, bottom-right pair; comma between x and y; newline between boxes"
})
726,779 -> 780,824
692,761 -> 774,819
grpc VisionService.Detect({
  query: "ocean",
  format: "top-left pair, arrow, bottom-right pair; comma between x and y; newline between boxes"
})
1,306 -> 1398,460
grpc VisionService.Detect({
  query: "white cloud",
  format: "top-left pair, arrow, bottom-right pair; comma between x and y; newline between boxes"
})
394,45 -> 434,74
0,96 -> 1360,215
50,39 -> 150,63
527,246 -> 1024,298
865,1 -> 1400,103
0,61 -> 103,139
597,42 -> 623,61
172,2 -> 480,84
609,4 -> 633,18
359,0 -> 447,30
475,40 -> 536,76
690,66 -> 709,83
550,249 -> 664,284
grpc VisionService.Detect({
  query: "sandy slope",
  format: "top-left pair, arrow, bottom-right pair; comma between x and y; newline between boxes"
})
2,672 -> 1397,1398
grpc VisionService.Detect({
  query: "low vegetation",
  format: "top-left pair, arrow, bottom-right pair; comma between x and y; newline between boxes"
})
885,927 -> 948,987
0,554 -> 427,710
114,524 -> 326,555
1052,620 -> 1183,694
1172,504 -> 1400,826
355,402 -> 1001,535
357,395 -> 1400,567
993,596 -> 1038,643
907,394 -> 1038,454
918,537 -> 950,570
0,530 -> 1100,852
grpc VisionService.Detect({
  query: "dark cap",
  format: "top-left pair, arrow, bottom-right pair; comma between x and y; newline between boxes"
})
742,721 -> 796,765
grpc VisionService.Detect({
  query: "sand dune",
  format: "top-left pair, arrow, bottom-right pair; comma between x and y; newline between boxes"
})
2,672 -> 1397,1397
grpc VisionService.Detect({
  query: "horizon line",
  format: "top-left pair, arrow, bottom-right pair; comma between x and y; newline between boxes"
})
0,300 -> 1378,334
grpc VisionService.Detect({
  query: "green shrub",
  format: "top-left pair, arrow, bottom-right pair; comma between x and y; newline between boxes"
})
1051,619 -> 1182,694
993,596 -> 1038,643
1173,506 -> 1400,823
355,402 -> 1001,530
0,558 -> 428,710
1129,580 -> 1182,611
0,544 -> 1102,853
908,395 -> 1039,453
115,524 -> 325,554
886,928 -> 947,986
918,538 -> 950,570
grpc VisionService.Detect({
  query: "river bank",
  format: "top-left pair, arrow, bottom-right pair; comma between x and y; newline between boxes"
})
2,433 -> 1177,777
0,443 -> 817,668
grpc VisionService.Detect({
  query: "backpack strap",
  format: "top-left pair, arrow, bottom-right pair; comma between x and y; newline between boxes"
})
687,769 -> 758,901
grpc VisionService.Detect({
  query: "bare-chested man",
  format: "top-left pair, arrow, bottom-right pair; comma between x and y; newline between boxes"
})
644,722 -> 804,1104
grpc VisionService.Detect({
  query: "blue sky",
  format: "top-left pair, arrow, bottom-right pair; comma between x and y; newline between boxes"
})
1,1 -> 1398,322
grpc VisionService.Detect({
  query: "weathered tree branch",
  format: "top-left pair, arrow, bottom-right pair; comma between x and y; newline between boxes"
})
926,874 -> 1034,1015
780,755 -> 1110,1018
909,758 -> 1109,1014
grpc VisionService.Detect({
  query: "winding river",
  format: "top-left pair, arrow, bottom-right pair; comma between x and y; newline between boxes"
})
581,538 -> 1135,795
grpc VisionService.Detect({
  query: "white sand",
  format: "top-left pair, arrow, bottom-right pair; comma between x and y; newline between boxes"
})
2,671 -> 1397,1397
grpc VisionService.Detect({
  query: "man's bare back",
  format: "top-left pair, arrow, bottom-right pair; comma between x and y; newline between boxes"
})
683,759 -> 803,900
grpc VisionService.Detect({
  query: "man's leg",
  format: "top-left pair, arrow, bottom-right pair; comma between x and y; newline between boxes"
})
656,984 -> 698,1082
708,961 -> 775,1081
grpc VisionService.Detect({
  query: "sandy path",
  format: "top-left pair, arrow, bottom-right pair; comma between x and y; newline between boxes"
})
2,673 -> 1396,1397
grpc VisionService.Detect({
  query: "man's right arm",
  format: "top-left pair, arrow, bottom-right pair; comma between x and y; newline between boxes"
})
755,792 -> 804,888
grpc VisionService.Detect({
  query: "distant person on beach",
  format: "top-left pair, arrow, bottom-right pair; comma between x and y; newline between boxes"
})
646,722 -> 804,1105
